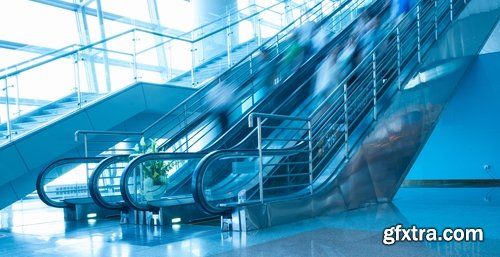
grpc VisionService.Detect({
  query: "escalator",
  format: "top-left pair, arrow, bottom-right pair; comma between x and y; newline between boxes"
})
6,2 -> 307,211
190,0 -> 493,230
34,0 -> 339,219
110,0 -> 386,224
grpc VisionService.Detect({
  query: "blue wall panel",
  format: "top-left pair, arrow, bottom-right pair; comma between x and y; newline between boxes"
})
407,52 -> 500,180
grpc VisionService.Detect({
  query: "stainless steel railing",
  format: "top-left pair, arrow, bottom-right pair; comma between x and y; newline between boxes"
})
192,0 -> 469,215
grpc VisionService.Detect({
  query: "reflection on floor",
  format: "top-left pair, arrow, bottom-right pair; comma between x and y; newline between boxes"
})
1,187 -> 499,257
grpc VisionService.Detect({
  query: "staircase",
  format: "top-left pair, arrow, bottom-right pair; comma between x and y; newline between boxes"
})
169,39 -> 259,86
0,92 -> 100,144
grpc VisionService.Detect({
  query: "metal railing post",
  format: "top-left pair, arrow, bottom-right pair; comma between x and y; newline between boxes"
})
257,117 -> 264,203
417,4 -> 421,64
372,53 -> 377,120
258,18 -> 263,46
226,13 -> 233,68
167,42 -> 173,79
253,9 -> 262,46
450,0 -> 453,21
307,120 -> 313,195
434,0 -> 438,40
190,42 -> 197,87
343,83 -> 349,158
396,27 -> 401,90
199,28 -> 205,64
184,104 -> 189,152
12,70 -> 20,118
84,134 -> 89,157
74,52 -> 82,107
3,79 -> 12,140
132,30 -> 138,82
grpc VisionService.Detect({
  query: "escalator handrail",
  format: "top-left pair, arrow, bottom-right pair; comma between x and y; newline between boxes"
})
36,157 -> 105,208
88,154 -> 130,211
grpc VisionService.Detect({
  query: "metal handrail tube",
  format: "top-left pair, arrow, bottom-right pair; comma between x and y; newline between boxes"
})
75,130 -> 142,142
249,112 -> 310,127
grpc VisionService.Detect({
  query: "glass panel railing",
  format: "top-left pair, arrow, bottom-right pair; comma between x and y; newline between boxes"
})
120,153 -> 203,211
1,1 -> 305,145
200,155 -> 261,208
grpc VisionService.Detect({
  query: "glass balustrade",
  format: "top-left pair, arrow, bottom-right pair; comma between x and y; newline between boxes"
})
0,1 -> 308,144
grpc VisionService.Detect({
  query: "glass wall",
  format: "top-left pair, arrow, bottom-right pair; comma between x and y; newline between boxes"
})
0,0 -> 197,123
0,0 -> 298,130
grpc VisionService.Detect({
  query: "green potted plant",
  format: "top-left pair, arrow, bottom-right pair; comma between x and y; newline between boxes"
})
134,137 -> 176,200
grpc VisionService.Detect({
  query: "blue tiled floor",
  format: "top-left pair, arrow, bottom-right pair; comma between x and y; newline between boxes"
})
1,187 -> 499,256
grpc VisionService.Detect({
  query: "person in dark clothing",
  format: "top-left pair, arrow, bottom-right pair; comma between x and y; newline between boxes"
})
255,48 -> 278,94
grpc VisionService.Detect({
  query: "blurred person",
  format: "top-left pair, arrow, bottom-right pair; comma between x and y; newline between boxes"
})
281,31 -> 304,76
359,14 -> 381,59
312,22 -> 331,54
205,81 -> 237,132
255,48 -> 279,93
352,11 -> 372,37
298,20 -> 316,60
389,0 -> 412,23
336,36 -> 359,81
313,47 -> 340,102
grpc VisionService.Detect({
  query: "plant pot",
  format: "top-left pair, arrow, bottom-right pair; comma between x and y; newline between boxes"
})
143,177 -> 168,201
143,184 -> 168,201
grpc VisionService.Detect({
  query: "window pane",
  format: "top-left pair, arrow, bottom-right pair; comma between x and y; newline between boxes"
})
100,0 -> 150,24
157,0 -> 194,31
0,1 -> 78,48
